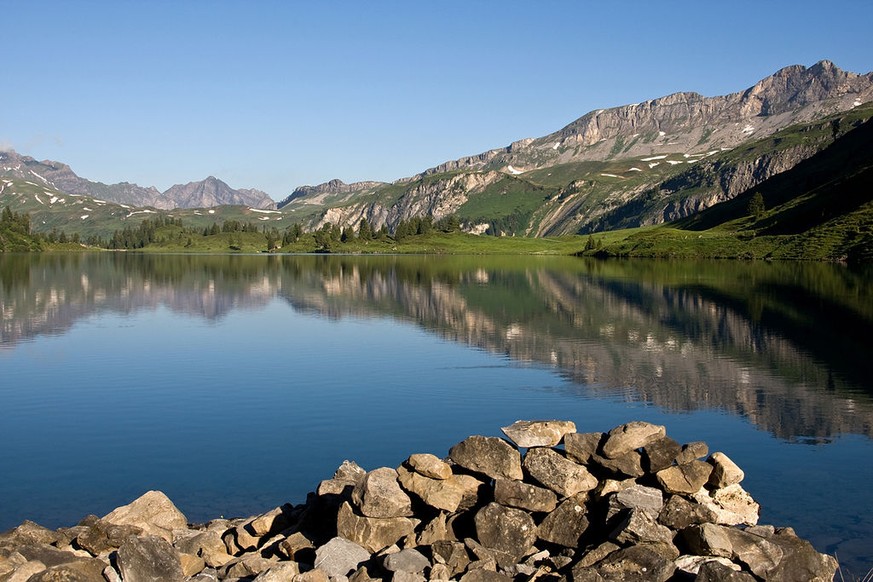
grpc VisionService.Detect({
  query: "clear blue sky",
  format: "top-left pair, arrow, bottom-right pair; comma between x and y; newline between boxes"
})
3,1 -> 871,200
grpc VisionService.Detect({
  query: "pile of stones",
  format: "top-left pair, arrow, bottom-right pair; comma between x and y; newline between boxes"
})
0,420 -> 838,581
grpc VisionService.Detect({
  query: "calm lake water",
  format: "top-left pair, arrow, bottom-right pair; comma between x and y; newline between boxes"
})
1,253 -> 872,573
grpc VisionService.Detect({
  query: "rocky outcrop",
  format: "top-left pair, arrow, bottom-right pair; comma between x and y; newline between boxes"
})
157,176 -> 275,210
0,420 -> 838,581
276,179 -> 386,209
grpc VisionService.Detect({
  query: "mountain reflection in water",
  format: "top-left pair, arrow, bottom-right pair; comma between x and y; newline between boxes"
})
2,253 -> 871,442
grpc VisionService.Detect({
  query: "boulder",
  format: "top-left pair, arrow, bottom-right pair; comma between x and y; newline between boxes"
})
25,559 -> 107,582
676,441 -> 709,464
657,495 -> 717,530
220,553 -> 275,579
336,501 -> 416,554
473,503 -> 537,567
607,484 -> 664,522
448,436 -> 523,481
707,453 -> 745,488
609,509 -> 676,549
656,460 -> 713,494
763,527 -> 839,581
458,570 -> 513,582
592,450 -> 645,478
692,484 -> 759,526
722,528 -> 783,579
5,521 -> 62,547
173,530 -> 232,568
116,534 -> 185,582
352,467 -> 414,518
313,536 -> 371,578
536,495 -> 589,548
396,465 -> 468,513
493,479 -> 558,513
75,519 -> 143,555
641,436 -> 682,473
431,540 -> 471,578
695,560 -> 757,581
178,552 -> 205,577
673,554 -> 743,576
500,420 -> 576,448
251,562 -> 302,581
102,491 -> 188,542
563,432 -> 604,464
406,453 -> 453,480
600,421 -> 666,459
383,548 -> 430,573
523,447 -> 597,497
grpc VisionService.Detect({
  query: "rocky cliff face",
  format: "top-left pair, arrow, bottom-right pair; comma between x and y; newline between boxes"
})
277,179 -> 387,209
157,176 -> 276,210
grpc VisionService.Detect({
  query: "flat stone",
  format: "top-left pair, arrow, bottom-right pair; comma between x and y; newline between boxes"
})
406,454 -> 453,480
601,421 -> 666,459
336,501 -> 416,554
500,420 -> 576,448
313,536 -> 371,578
607,484 -> 664,522
563,432 -> 604,464
676,441 -> 709,464
523,447 -> 597,497
641,436 -> 682,473
493,479 -> 558,513
595,545 -> 676,582
383,548 -> 430,573
102,491 -> 188,542
707,452 -> 745,488
396,465 -> 468,513
474,503 -> 537,567
656,460 -> 713,494
448,436 -> 523,481
352,467 -> 414,518
117,534 -> 185,582
536,495 -> 589,548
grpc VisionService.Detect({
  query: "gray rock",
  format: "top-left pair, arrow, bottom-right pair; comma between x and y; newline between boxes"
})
692,484 -> 760,526
564,432 -> 604,464
352,467 -> 414,518
600,422 -> 666,459
641,437 -> 682,473
392,570 -> 427,582
575,541 -> 620,568
676,441 -> 709,464
609,509 -> 676,549
117,534 -> 185,582
473,503 -> 537,567
763,527 -> 838,581
722,528 -> 783,579
523,447 -> 597,497
656,460 -> 713,494
683,523 -> 735,558
336,501 -> 416,554
406,454 -> 452,480
102,491 -> 188,543
383,548 -> 430,573
493,479 -> 558,513
314,536 -> 371,578
658,495 -> 717,530
536,495 -> 589,548
707,453 -> 745,488
500,420 -> 577,448
595,545 -> 676,581
448,436 -> 523,481
609,484 -> 664,520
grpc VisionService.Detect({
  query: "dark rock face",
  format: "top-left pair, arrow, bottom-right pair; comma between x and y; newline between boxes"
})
0,421 -> 837,581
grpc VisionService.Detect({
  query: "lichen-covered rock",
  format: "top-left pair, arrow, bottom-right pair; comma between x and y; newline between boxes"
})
523,447 -> 597,497
658,495 -> 718,530
500,420 -> 576,448
608,484 -> 664,521
448,436 -> 523,481
536,495 -> 589,548
641,436 -> 682,473
474,503 -> 537,567
595,545 -> 676,581
563,432 -> 604,464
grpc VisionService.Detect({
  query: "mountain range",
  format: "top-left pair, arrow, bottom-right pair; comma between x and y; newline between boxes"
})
1,60 -> 871,239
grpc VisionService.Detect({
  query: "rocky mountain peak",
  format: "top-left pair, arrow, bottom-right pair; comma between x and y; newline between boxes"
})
277,178 -> 387,208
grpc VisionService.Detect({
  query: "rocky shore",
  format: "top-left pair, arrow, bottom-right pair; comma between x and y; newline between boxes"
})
0,420 -> 838,581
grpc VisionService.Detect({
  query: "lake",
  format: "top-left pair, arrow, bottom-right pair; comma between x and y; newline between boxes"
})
1,253 -> 871,573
